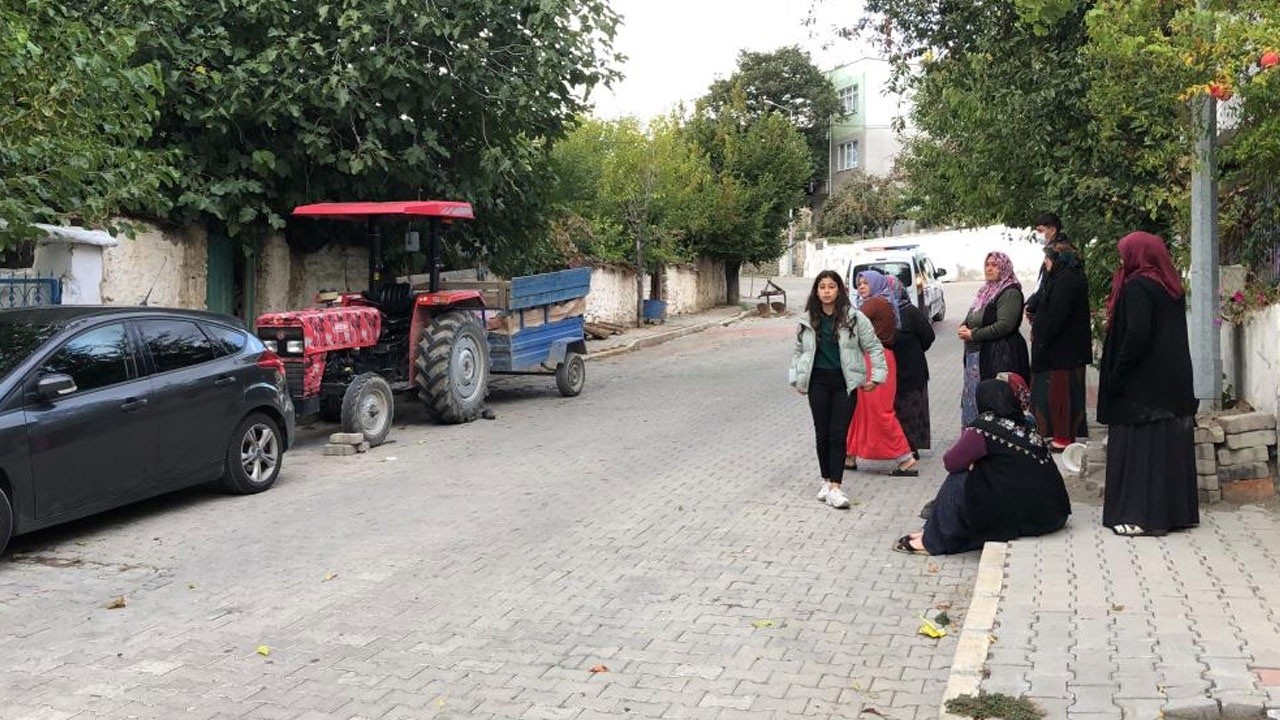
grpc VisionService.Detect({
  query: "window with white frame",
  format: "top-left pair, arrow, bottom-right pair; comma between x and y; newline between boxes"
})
837,141 -> 859,171
839,84 -> 859,116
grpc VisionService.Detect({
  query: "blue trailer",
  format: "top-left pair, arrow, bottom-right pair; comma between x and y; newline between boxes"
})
441,266 -> 591,397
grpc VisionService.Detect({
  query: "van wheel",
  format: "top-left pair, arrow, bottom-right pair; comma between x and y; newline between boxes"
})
0,489 -> 12,558
933,305 -> 946,322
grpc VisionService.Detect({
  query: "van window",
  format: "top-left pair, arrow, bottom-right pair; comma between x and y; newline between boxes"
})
852,262 -> 913,291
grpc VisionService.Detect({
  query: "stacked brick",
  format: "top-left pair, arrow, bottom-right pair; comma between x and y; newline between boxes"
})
1194,412 -> 1277,504
323,432 -> 370,456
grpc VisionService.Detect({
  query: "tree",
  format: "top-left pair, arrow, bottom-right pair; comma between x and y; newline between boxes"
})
548,116 -> 710,268
818,171 -> 904,239
76,0 -> 622,277
701,46 -> 840,200
684,108 -> 812,302
847,0 -> 1280,303
0,1 -> 173,245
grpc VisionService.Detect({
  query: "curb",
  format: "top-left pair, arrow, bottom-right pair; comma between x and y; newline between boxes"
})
939,540 -> 1008,719
586,310 -> 753,361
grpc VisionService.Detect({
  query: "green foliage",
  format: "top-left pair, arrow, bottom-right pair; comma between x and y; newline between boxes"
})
700,46 -> 839,194
547,116 -> 710,268
68,0 -> 621,276
945,692 -> 1046,720
856,0 -> 1280,310
0,0 -> 174,244
818,171 -> 905,238
684,107 -> 812,267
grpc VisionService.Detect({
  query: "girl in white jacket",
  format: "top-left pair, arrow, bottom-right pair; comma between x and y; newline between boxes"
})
790,270 -> 889,509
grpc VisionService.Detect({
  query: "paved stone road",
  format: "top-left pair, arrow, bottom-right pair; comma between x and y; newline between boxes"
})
0,279 -> 982,720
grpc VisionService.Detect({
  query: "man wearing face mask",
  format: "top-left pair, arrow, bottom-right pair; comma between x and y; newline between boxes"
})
1024,212 -> 1070,319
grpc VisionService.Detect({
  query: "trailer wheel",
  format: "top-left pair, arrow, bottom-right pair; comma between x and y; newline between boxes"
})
555,352 -> 585,397
416,311 -> 489,424
341,373 -> 394,446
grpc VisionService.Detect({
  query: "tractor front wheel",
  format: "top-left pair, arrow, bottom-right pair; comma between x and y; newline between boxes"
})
341,373 -> 394,446
416,312 -> 489,424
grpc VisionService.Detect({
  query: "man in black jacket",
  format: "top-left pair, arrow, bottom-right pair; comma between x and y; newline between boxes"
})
1024,212 -> 1069,319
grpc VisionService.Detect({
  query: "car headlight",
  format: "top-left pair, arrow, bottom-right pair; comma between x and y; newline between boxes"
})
286,340 -> 305,354
263,340 -> 278,352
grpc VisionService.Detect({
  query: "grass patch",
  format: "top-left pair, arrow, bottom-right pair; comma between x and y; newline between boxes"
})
945,692 -> 1045,719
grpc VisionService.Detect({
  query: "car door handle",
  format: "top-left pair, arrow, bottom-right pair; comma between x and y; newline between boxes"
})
120,398 -> 149,411
213,376 -> 236,387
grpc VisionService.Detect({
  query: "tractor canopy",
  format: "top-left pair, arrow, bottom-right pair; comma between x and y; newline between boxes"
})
291,201 -> 474,221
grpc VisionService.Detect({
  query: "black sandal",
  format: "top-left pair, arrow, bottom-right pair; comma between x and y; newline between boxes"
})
893,535 -> 928,555
890,463 -> 919,477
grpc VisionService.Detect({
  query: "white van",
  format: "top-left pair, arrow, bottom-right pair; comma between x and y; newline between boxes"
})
846,244 -> 947,322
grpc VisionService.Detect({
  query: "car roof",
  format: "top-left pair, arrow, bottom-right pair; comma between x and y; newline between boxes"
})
0,306 -> 245,329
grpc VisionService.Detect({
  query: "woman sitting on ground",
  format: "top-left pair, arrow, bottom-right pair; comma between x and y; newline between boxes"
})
895,379 -> 1071,555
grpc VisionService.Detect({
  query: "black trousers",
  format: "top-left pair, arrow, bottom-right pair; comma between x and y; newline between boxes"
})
807,368 -> 856,484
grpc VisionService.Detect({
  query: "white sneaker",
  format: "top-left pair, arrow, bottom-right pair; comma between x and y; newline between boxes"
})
827,486 -> 850,509
817,484 -> 831,502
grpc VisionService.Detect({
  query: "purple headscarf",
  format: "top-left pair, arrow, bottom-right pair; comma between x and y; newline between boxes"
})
857,269 -> 902,328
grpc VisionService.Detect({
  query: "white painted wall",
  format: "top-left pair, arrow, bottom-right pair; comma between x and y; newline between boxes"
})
663,258 -> 726,314
585,266 -> 638,325
31,243 -> 105,304
1219,304 -> 1280,416
100,224 -> 208,308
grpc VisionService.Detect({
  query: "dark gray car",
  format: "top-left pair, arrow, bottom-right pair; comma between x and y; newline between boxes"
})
0,307 -> 296,556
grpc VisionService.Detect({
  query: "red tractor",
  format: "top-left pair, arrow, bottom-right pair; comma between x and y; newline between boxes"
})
255,200 -> 589,447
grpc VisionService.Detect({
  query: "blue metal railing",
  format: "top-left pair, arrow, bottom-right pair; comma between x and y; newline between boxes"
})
0,273 -> 62,308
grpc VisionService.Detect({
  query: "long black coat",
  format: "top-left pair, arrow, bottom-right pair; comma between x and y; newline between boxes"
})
894,301 -> 935,391
1030,265 -> 1092,371
1097,277 -> 1197,425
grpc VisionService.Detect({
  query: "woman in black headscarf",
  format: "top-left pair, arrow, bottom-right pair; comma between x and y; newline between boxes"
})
895,379 -> 1071,555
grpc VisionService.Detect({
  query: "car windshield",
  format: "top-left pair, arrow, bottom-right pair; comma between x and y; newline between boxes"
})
0,319 -> 62,380
853,262 -> 912,290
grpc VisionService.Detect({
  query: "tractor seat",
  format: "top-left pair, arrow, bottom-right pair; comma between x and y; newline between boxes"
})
364,282 -> 414,316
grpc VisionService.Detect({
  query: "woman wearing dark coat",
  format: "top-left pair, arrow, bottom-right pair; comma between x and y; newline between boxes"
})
1030,242 -> 1092,449
891,277 -> 935,455
958,252 -> 1031,425
895,379 -> 1071,555
1098,231 -> 1199,537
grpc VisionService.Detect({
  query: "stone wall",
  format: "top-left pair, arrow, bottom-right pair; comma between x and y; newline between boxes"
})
1194,412 -> 1277,504
101,224 -> 208,308
254,234 -> 369,316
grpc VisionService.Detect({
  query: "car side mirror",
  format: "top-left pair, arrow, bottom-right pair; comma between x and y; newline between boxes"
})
935,268 -> 947,278
37,373 -> 78,400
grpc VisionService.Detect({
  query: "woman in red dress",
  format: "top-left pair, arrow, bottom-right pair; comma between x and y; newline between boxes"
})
846,270 -> 920,476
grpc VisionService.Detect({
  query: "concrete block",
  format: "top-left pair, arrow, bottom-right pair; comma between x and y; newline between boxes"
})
1219,446 -> 1269,465
1225,429 -> 1278,449
1218,412 -> 1277,434
1201,488 -> 1223,504
1222,478 -> 1276,504
1196,425 -> 1227,444
1221,463 -> 1272,483
1163,698 -> 1222,719
1199,474 -> 1221,491
1196,443 -> 1218,460
1198,457 -> 1219,475
328,432 -> 366,445
323,443 -> 358,456
355,442 -> 370,453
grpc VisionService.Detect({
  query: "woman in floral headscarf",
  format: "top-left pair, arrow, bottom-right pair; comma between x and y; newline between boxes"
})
957,251 -> 1030,425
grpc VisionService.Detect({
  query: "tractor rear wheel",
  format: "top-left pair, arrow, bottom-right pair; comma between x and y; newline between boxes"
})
416,311 -> 489,424
341,373 -> 394,446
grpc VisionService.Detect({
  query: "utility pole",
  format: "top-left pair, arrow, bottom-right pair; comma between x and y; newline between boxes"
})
1190,1 -> 1221,409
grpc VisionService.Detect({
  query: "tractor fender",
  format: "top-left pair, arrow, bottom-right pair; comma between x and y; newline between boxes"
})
546,339 -> 587,367
408,292 -> 488,386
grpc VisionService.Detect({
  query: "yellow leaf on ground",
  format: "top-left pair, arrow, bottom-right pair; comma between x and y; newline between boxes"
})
323,572 -> 338,582
105,597 -> 126,610
256,646 -> 271,657
751,619 -> 776,629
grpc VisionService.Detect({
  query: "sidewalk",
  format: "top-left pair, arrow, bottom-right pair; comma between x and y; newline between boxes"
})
585,304 -> 752,360
944,392 -> 1280,718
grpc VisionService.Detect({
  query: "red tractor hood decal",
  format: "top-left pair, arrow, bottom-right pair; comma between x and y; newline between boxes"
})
256,306 -> 382,354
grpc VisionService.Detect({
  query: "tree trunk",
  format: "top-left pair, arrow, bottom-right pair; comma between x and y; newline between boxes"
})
724,261 -> 741,305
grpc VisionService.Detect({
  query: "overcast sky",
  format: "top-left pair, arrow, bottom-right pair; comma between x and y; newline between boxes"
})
590,0 -> 874,121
